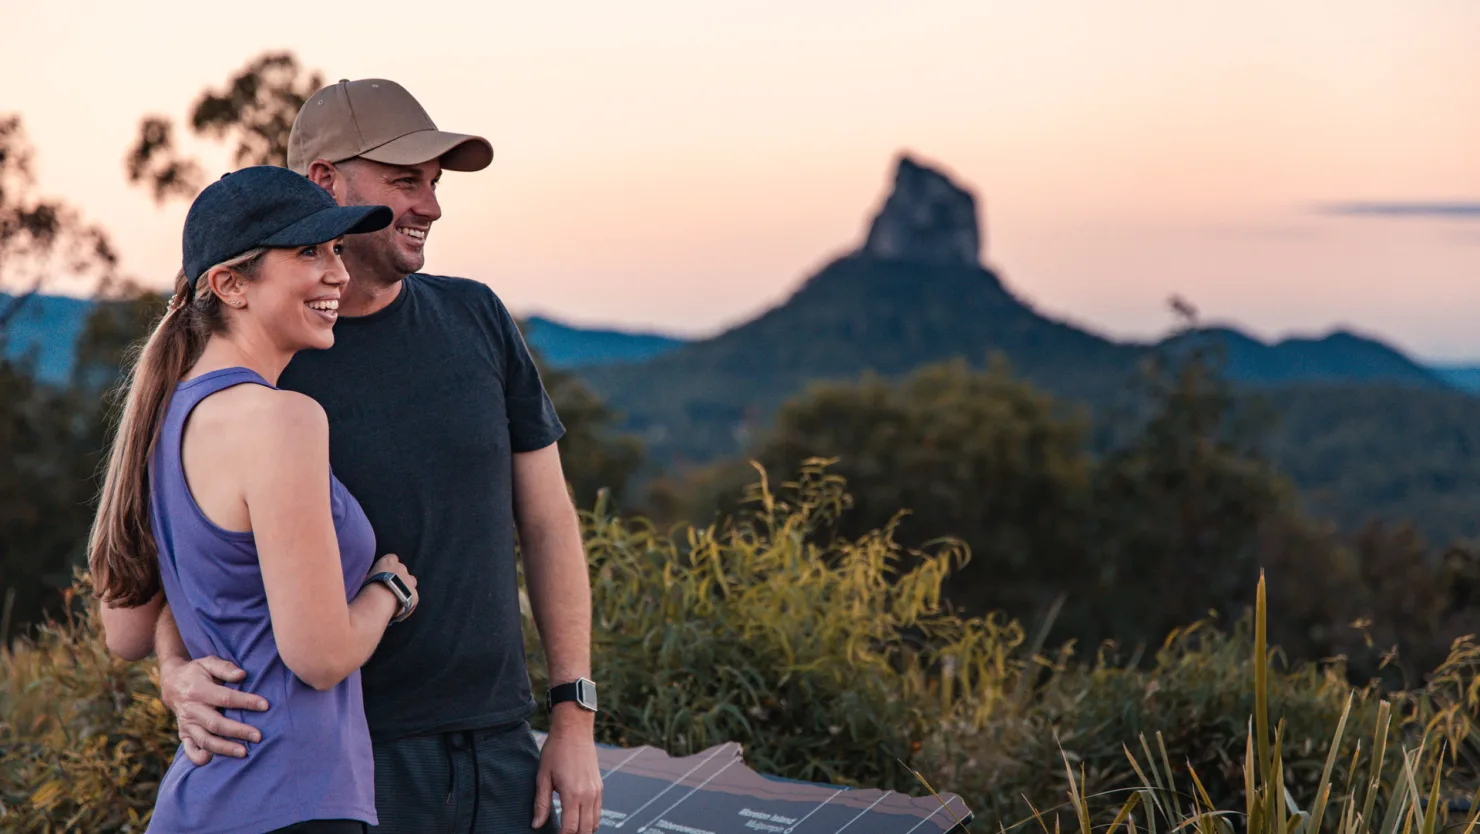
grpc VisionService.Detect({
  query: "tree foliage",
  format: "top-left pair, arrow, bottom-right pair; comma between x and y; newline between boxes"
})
517,326 -> 647,508
125,51 -> 324,203
645,329 -> 1480,685
756,355 -> 1092,618
9,478 -> 1480,831
0,115 -> 118,315
0,116 -> 130,642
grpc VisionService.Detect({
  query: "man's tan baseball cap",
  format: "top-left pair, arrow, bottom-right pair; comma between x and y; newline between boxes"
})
287,78 -> 493,175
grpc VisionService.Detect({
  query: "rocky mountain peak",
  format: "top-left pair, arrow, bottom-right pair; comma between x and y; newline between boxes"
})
860,154 -> 983,268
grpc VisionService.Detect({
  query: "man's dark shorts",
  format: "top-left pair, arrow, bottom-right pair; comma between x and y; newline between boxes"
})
369,720 -> 560,834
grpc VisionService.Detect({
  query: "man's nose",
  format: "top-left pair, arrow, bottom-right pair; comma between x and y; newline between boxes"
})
414,186 -> 442,223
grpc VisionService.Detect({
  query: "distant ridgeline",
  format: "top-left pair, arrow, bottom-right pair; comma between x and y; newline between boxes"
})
568,154 -> 1480,544
5,284 -> 1466,391
4,154 -> 1478,542
575,154 -> 1465,440
1433,365 -> 1480,393
0,292 -> 684,385
0,292 -> 97,384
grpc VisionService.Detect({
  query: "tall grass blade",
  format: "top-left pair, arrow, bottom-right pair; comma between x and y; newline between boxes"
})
1125,743 -> 1170,823
1358,701 -> 1394,834
1308,693 -> 1355,834
1255,571 -> 1272,784
1105,793 -> 1144,834
1185,762 -> 1217,818
1337,789 -> 1357,834
1419,748 -> 1441,834
1157,732 -> 1185,823
1024,794 -> 1053,834
1062,751 -> 1092,834
1377,747 -> 1418,834
1273,732 -> 1288,834
899,758 -> 968,833
1246,728 -> 1262,834
1140,734 -> 1176,818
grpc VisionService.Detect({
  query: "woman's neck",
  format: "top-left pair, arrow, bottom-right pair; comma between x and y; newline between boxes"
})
185,332 -> 292,387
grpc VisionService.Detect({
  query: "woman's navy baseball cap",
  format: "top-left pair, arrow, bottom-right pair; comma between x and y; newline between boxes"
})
182,165 -> 393,282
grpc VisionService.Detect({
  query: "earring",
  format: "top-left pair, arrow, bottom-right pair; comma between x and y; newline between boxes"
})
231,300 -> 244,308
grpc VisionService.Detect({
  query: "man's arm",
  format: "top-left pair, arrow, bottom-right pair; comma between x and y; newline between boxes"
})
99,591 -> 164,661
155,603 -> 269,765
515,442 -> 602,834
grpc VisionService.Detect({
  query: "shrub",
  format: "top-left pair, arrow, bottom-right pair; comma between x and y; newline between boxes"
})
5,464 -> 1480,832
525,460 -> 1030,790
0,573 -> 175,832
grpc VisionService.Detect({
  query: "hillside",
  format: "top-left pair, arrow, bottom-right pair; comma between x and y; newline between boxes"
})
581,254 -> 1144,460
0,293 -> 690,382
579,153 -> 1452,460
1260,382 -> 1480,541
521,315 -> 686,368
1160,326 -> 1446,387
576,154 -> 1480,544
5,155 -> 1476,542
1433,365 -> 1480,393
0,292 -> 93,384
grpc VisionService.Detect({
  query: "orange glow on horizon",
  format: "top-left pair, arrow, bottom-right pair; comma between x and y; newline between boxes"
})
3,0 -> 1477,358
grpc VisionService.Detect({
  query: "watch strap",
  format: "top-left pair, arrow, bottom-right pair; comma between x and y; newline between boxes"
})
363,571 -> 414,624
547,678 -> 598,712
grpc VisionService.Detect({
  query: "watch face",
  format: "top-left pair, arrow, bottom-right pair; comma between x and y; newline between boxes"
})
576,678 -> 598,711
386,574 -> 412,602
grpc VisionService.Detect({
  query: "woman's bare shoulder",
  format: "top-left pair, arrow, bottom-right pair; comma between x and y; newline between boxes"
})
192,383 -> 327,449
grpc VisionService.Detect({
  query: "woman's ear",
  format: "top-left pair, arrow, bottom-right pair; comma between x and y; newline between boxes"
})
205,265 -> 248,310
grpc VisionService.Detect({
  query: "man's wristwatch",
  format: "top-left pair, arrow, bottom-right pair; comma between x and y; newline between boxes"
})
363,572 -> 415,624
547,677 -> 598,713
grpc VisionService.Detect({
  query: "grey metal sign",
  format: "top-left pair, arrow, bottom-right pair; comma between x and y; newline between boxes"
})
535,734 -> 973,834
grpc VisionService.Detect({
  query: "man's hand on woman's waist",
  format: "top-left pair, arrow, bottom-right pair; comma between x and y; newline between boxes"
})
155,605 -> 270,765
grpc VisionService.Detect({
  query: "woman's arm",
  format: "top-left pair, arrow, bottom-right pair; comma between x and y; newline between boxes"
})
241,390 -> 415,690
99,590 -> 164,661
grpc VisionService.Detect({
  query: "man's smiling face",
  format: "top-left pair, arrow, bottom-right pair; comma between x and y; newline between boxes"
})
339,157 -> 443,281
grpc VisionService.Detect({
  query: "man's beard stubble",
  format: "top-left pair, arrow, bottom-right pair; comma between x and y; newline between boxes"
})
343,183 -> 425,284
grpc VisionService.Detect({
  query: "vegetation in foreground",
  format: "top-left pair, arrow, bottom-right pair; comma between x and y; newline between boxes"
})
6,463 -> 1480,833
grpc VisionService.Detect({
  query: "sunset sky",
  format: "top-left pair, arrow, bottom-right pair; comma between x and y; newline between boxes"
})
5,1 -> 1478,359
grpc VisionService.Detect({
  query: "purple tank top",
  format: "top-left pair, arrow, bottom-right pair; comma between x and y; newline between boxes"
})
145,367 -> 378,833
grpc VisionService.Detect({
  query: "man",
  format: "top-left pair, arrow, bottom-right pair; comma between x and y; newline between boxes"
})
149,78 -> 603,834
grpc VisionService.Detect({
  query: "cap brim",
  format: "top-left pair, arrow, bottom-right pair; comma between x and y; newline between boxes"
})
260,204 -> 395,248
357,129 -> 494,172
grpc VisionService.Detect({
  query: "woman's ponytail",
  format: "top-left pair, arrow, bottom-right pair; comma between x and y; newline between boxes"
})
87,269 -> 212,606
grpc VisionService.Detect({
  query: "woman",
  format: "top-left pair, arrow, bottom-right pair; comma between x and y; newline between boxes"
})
88,165 -> 420,834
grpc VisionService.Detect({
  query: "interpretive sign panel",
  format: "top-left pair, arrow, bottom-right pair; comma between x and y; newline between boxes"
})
533,733 -> 972,834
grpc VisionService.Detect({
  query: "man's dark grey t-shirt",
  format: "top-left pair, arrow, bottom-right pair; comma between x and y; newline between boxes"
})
277,272 -> 565,742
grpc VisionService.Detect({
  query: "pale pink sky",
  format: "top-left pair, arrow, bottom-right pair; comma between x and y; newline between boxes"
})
5,0 -> 1478,359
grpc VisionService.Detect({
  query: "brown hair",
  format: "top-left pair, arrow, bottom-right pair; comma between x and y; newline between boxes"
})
87,248 -> 267,607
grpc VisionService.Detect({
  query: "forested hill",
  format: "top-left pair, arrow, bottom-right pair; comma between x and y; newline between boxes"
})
572,154 -> 1478,544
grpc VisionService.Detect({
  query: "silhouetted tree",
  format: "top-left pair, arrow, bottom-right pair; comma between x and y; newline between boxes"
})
123,54 -> 649,509
126,51 -> 324,203
0,115 -> 118,326
749,354 -> 1093,618
0,115 -> 127,641
1082,323 -> 1292,651
517,322 -> 645,509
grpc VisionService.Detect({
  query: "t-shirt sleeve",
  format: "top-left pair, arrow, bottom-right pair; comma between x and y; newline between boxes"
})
485,290 -> 566,453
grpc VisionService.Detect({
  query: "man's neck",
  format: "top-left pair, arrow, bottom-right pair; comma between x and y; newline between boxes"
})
339,276 -> 405,318
338,250 -> 409,317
